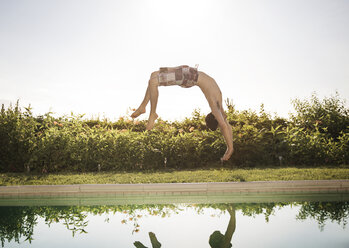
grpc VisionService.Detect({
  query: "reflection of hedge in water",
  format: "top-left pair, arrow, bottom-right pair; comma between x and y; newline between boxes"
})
197,202 -> 290,222
0,93 -> 348,172
0,206 -> 37,247
297,201 -> 349,231
0,204 -> 180,247
1,202 -> 349,247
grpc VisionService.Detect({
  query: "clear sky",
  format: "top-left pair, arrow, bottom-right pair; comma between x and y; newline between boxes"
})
1,0 -> 348,121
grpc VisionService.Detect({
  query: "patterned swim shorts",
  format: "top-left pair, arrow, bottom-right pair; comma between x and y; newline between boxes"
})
158,65 -> 199,88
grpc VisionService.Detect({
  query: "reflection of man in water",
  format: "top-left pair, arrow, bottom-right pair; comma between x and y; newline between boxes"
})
133,206 -> 236,248
134,232 -> 161,248
209,206 -> 236,248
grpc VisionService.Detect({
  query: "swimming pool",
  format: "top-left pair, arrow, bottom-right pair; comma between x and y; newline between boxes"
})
1,192 -> 348,247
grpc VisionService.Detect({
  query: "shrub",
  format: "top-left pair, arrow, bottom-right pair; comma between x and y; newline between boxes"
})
0,102 -> 37,172
291,92 -> 349,139
0,92 -> 348,173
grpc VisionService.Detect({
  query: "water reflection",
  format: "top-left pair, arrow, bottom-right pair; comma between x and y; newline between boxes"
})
208,206 -> 236,248
0,201 -> 348,247
133,206 -> 236,248
134,232 -> 161,248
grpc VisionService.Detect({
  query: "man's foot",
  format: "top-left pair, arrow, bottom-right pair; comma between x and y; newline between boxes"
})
149,232 -> 161,248
146,113 -> 158,130
133,241 -> 148,248
131,108 -> 146,118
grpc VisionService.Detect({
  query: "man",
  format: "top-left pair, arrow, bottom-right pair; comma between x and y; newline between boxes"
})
131,65 -> 233,161
209,205 -> 236,248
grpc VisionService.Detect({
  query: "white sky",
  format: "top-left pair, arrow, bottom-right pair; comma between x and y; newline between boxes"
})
1,0 -> 348,121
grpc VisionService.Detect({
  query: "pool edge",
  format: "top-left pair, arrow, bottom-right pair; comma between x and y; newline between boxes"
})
1,180 -> 349,196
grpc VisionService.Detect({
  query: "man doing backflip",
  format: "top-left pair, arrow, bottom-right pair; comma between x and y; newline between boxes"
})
131,65 -> 233,161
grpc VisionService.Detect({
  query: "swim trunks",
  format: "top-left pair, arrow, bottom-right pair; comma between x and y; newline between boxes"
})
158,65 -> 199,88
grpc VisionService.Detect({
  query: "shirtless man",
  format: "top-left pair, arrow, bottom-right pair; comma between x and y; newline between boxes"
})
131,65 -> 233,161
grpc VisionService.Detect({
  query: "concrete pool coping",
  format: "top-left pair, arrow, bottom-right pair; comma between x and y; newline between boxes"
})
1,180 -> 349,197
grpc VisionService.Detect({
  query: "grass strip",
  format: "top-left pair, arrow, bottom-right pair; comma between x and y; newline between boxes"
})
1,167 -> 349,186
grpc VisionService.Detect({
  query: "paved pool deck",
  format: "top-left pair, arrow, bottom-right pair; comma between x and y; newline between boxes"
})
1,180 -> 349,197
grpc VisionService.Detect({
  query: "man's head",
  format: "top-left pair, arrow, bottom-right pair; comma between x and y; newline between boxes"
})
209,231 -> 232,248
205,112 -> 218,131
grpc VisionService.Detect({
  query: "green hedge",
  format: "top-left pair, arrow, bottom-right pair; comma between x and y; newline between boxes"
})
0,93 -> 348,173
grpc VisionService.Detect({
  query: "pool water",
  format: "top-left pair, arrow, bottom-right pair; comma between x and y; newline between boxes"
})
1,193 -> 348,248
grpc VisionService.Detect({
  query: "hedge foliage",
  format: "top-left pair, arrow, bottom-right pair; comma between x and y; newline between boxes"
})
0,93 -> 348,173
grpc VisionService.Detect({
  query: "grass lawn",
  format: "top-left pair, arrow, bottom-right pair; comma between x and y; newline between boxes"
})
1,166 -> 349,186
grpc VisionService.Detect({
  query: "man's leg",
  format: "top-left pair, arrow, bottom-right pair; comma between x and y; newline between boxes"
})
146,72 -> 159,130
131,86 -> 149,118
149,232 -> 161,248
131,71 -> 159,130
